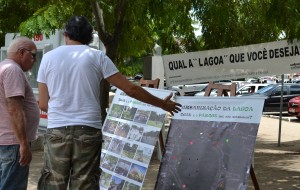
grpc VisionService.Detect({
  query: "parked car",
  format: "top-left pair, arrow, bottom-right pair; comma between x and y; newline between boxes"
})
194,86 -> 216,96
170,82 -> 209,96
243,83 -> 300,113
236,83 -> 270,96
246,78 -> 260,83
191,80 -> 232,96
288,96 -> 300,119
195,83 -> 268,97
231,80 -> 249,89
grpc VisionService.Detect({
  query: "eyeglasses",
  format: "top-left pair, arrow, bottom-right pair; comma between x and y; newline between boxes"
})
21,48 -> 37,58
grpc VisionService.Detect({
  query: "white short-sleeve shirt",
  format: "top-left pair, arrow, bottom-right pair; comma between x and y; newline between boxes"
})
37,45 -> 119,129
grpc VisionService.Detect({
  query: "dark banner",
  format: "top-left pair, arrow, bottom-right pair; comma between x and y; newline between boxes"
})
155,96 -> 265,190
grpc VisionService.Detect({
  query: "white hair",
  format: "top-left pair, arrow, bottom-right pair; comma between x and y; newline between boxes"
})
7,36 -> 33,53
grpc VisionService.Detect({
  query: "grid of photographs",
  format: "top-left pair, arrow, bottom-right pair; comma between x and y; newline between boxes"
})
100,101 -> 167,190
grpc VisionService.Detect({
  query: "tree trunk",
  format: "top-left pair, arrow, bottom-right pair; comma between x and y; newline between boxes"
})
90,0 -> 110,123
91,0 -> 128,123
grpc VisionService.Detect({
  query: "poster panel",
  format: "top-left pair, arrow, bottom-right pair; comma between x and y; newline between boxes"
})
163,40 -> 300,86
100,88 -> 172,190
155,96 -> 265,190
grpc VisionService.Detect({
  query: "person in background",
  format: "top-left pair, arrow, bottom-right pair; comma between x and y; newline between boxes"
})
250,86 -> 255,93
0,37 -> 40,190
37,15 -> 181,190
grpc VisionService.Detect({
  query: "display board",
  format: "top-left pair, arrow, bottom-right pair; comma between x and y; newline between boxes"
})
155,96 -> 265,190
163,39 -> 300,86
100,88 -> 172,190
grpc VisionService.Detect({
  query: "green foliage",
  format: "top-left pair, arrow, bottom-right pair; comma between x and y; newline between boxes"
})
2,0 -> 300,120
19,2 -> 80,38
99,0 -> 157,63
118,56 -> 144,76
267,0 -> 300,40
191,0 -> 300,50
192,0 -> 281,49
148,0 -> 200,54
1,0 -> 300,72
0,0 -> 38,46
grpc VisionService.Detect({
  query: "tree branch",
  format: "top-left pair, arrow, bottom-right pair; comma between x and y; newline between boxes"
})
90,0 -> 112,46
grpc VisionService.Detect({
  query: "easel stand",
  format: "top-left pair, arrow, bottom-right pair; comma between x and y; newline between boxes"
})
204,81 -> 260,190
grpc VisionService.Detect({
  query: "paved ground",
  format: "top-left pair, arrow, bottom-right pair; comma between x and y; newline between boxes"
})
28,115 -> 300,189
27,142 -> 161,190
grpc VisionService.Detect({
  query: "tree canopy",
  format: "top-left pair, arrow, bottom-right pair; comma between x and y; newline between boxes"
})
0,0 -> 299,60
0,0 -> 42,47
15,1 -> 199,64
192,0 -> 300,49
1,0 -> 300,121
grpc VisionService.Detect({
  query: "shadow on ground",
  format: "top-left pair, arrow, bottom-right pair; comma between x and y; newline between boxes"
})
247,139 -> 300,190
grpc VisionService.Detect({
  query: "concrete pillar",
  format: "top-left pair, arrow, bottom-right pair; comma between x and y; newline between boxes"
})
143,56 -> 164,89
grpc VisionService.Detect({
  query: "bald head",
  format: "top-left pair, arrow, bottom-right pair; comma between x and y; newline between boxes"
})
7,36 -> 35,56
6,36 -> 37,71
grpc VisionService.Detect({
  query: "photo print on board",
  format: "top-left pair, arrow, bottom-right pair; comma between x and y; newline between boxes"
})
140,127 -> 160,146
123,181 -> 140,190
107,138 -> 125,155
103,119 -> 119,135
114,122 -> 131,138
133,145 -> 153,165
108,104 -> 125,118
127,125 -> 144,142
101,154 -> 119,172
133,110 -> 151,124
99,172 -> 112,189
127,163 -> 147,183
121,142 -> 139,159
121,106 -> 138,121
147,111 -> 166,128
108,175 -> 125,190
114,158 -> 132,177
102,136 -> 112,150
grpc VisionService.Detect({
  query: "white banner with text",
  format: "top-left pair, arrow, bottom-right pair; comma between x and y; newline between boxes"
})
163,40 -> 300,86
